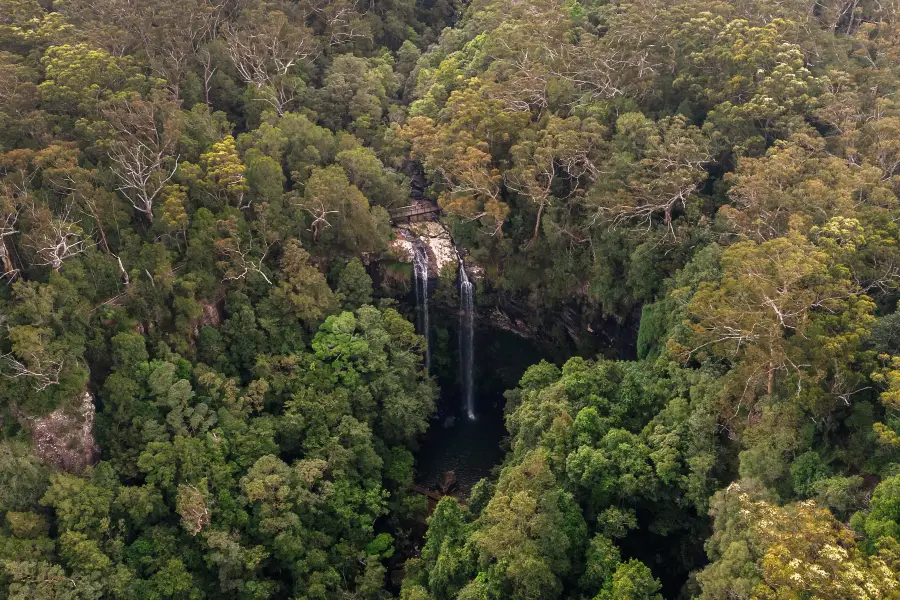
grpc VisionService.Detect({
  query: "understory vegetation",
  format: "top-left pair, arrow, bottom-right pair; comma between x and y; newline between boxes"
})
1,0 -> 900,598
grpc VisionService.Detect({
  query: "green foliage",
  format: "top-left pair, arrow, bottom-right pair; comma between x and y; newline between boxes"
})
699,484 -> 900,599
2,0 -> 900,598
596,559 -> 662,600
790,451 -> 831,497
0,442 -> 49,512
335,257 -> 373,311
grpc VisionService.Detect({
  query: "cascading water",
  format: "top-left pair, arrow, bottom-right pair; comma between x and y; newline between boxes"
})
458,260 -> 475,419
411,240 -> 431,371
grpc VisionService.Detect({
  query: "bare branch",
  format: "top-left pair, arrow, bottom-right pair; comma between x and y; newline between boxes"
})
104,96 -> 181,222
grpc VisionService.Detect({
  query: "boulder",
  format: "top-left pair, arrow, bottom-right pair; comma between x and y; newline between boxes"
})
438,470 -> 457,494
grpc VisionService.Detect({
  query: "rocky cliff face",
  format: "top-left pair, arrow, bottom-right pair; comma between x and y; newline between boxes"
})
390,222 -> 458,276
388,235 -> 416,263
407,222 -> 457,273
29,391 -> 100,474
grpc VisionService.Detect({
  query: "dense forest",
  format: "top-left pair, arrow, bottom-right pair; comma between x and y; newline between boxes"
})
1,0 -> 900,598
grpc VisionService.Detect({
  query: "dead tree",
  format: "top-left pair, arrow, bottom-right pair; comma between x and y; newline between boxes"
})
104,95 -> 181,223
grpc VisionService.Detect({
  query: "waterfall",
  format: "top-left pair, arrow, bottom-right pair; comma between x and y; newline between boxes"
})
411,241 -> 431,371
459,260 -> 475,420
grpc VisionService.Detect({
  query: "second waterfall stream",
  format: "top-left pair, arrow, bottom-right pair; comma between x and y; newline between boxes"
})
459,260 -> 475,420
411,241 -> 430,372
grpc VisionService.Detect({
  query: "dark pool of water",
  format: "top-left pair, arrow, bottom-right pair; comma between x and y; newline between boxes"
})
415,400 -> 507,499
412,326 -> 546,500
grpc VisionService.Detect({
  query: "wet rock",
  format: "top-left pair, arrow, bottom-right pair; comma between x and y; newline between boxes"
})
408,222 -> 457,273
439,470 -> 457,494
488,308 -> 536,339
29,391 -> 100,474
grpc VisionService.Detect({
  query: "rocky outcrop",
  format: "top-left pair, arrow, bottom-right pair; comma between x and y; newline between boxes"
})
407,222 -> 457,273
488,308 -> 537,339
438,470 -> 457,494
388,236 -> 415,263
29,391 -> 100,474
390,222 -> 458,276
198,300 -> 224,329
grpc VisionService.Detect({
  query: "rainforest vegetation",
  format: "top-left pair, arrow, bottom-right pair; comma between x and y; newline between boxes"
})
1,0 -> 900,598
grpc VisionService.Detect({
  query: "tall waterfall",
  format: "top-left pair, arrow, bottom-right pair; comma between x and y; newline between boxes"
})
411,241 -> 431,371
459,260 -> 475,419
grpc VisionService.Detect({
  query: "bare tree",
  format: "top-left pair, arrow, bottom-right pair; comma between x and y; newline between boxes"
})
302,0 -> 370,46
0,191 -> 19,280
34,147 -> 133,285
294,197 -> 337,242
0,323 -> 66,392
142,1 -> 218,99
215,216 -> 273,284
176,484 -> 211,536
22,202 -> 95,272
104,95 -> 181,223
223,6 -> 318,114
0,351 -> 64,391
199,47 -> 217,105
587,116 -> 711,234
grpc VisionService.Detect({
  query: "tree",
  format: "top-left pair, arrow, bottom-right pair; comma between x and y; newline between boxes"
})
0,441 -> 49,513
698,484 -> 900,600
224,2 -> 317,114
190,135 -> 250,210
20,201 -> 94,271
316,54 -> 398,135
295,164 -> 388,254
720,134 -> 897,242
402,78 -> 532,236
586,113 -> 711,233
0,277 -> 89,412
874,353 -> 900,447
336,257 -> 373,310
596,560 -> 662,600
407,497 -> 472,600
105,94 -> 181,223
683,231 -> 874,423
38,43 -> 145,116
270,238 -> 333,324
507,116 -> 606,240
471,451 -> 586,600
307,306 -> 435,445
854,475 -> 900,548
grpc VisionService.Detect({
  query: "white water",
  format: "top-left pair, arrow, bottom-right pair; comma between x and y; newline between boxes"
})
459,261 -> 475,419
412,242 -> 430,371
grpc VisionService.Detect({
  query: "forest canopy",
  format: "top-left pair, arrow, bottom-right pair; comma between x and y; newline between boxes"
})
1,0 -> 900,599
